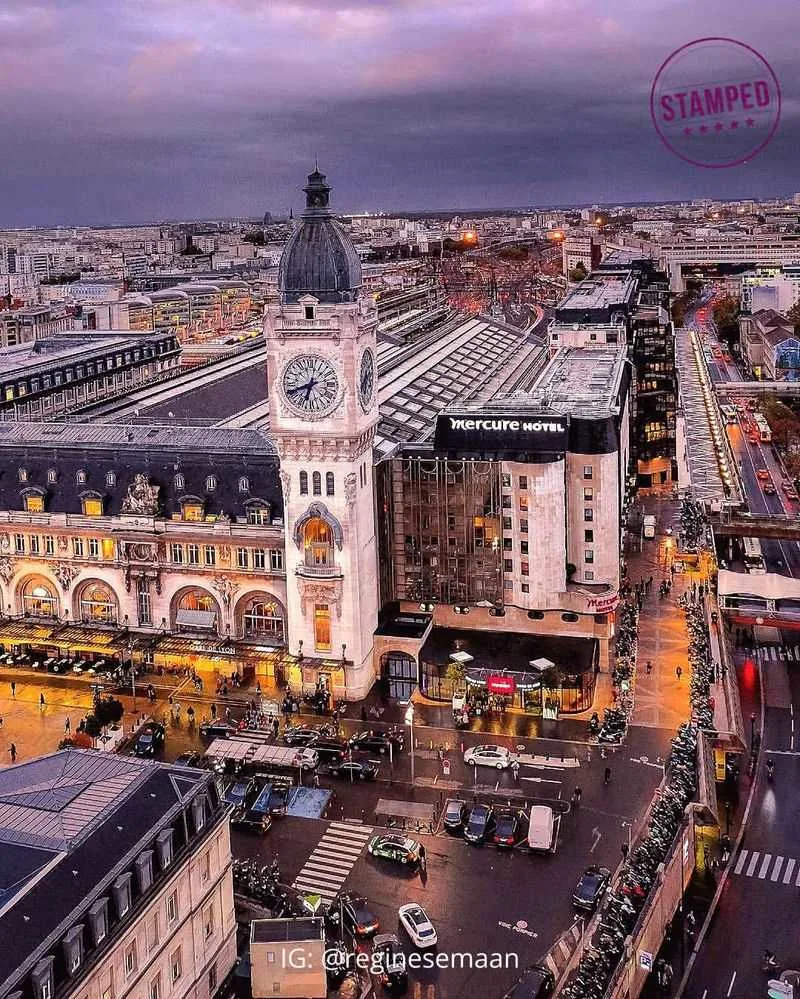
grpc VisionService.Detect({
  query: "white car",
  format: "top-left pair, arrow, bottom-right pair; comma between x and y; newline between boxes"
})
463,744 -> 514,770
398,903 -> 437,949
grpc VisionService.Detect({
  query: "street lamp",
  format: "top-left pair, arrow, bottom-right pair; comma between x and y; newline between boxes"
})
405,702 -> 415,787
621,820 -> 632,856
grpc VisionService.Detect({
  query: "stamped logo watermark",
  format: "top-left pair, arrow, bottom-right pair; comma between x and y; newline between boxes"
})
650,37 -> 780,168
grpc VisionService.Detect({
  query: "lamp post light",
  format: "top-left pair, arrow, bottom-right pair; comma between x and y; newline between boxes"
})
405,702 -> 415,788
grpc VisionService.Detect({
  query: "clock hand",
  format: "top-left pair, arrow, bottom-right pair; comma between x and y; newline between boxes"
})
287,380 -> 313,396
304,378 -> 318,401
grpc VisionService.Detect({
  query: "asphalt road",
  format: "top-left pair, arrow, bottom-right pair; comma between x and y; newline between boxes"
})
684,637 -> 800,997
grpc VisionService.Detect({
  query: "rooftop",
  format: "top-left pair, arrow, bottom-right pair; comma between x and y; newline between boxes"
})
555,271 -> 638,314
0,333 -> 151,377
528,345 -> 629,418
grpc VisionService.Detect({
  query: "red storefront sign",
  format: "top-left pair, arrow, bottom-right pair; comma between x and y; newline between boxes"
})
487,674 -> 516,695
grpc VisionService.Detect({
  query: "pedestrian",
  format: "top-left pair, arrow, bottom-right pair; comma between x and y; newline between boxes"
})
64,717 -> 70,734
685,908 -> 696,938
604,766 -> 612,785
621,841 -> 629,860
211,702 -> 217,719
676,665 -> 683,682
273,717 -> 279,738
419,843 -> 427,873
361,704 -> 368,722
9,743 -> 17,762
39,692 -> 45,709
572,785 -> 582,807
511,760 -> 520,782
312,773 -> 320,789
10,681 -> 15,698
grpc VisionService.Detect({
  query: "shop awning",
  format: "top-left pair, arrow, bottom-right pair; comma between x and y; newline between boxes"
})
154,635 -> 237,657
0,622 -> 56,644
48,624 -> 125,652
175,609 -> 217,629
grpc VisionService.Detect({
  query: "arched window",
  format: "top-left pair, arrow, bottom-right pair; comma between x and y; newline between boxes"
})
18,467 -> 28,483
22,578 -> 59,618
304,518 -> 333,568
205,475 -> 217,492
79,583 -> 117,624
239,476 -> 250,493
326,472 -> 335,496
106,471 -> 116,488
243,600 -> 284,639
174,473 -> 185,491
299,471 -> 308,495
76,470 -> 87,485
312,471 -> 321,496
47,468 -> 57,484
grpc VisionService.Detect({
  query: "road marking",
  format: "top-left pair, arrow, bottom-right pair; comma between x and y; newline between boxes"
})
734,849 -> 748,875
771,856 -> 784,881
746,852 -> 760,877
783,859 -> 796,884
758,854 -> 772,879
590,827 -> 602,854
726,971 -> 736,996
520,776 -> 561,785
292,821 -> 373,900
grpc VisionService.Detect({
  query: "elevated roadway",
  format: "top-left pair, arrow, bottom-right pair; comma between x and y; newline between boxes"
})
714,380 -> 800,398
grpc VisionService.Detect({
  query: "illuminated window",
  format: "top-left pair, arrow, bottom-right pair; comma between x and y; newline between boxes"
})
205,475 -> 217,492
314,604 -> 331,652
247,505 -> 270,525
106,471 -> 116,487
304,519 -> 333,568
25,494 -> 44,513
77,470 -> 87,485
83,497 -> 103,517
182,503 -> 203,521
102,538 -> 114,559
18,467 -> 28,482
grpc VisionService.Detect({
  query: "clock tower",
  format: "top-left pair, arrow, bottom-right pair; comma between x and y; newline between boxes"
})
265,168 -> 379,699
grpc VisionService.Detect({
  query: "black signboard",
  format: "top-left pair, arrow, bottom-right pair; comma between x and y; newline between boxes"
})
433,412 -> 569,456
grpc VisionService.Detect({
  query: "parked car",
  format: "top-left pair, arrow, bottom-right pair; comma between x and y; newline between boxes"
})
464,803 -> 494,844
328,760 -> 378,781
231,807 -> 272,835
348,731 -> 402,755
783,482 -> 798,500
312,738 -> 348,763
282,726 -> 321,747
173,751 -> 204,769
442,798 -> 468,833
501,965 -> 555,999
463,744 -> 514,769
199,721 -> 236,740
368,834 -> 421,867
493,811 -> 520,848
224,778 -> 255,808
327,891 -> 380,938
372,933 -> 408,993
572,865 -> 611,911
398,903 -> 437,949
133,722 -> 165,757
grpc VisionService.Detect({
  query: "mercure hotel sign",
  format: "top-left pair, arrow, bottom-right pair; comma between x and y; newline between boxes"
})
434,412 -> 569,455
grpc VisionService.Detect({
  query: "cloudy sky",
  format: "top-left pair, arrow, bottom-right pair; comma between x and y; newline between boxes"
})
1,0 -> 798,224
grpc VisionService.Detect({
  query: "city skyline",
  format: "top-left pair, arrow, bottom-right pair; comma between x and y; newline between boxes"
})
1,0 -> 797,226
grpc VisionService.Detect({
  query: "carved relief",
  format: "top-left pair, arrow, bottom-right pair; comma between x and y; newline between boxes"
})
297,577 -> 343,619
279,470 -> 291,503
57,536 -> 69,553
344,472 -> 357,510
0,534 -> 9,553
51,563 -> 79,591
220,546 -> 232,565
212,576 -> 238,608
121,473 -> 160,517
0,558 -> 13,584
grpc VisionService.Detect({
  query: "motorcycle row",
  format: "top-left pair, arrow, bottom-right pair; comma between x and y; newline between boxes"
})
561,723 -> 700,999
588,600 -> 639,744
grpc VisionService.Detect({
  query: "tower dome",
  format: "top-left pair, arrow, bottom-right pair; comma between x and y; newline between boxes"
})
278,169 -> 362,304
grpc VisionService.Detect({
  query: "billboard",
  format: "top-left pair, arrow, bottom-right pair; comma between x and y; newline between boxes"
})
433,412 -> 569,456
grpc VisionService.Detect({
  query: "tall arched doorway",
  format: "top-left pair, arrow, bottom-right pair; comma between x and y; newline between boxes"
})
170,587 -> 220,633
380,651 -> 417,701
75,581 -> 119,625
20,577 -> 60,619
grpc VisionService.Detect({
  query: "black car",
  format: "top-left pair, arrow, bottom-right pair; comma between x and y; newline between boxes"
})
324,941 -> 356,990
464,803 -> 494,845
443,798 -> 468,833
373,933 -> 408,993
326,891 -> 380,938
312,738 -> 348,763
493,811 -> 520,848
133,722 -> 165,757
348,731 -> 402,755
282,726 -> 321,747
502,965 -> 555,999
199,721 -> 236,740
173,751 -> 204,769
328,760 -> 378,781
572,865 -> 611,911
231,807 -> 272,834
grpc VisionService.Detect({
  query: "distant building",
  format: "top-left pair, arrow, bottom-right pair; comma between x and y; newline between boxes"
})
0,749 -> 236,999
250,919 -> 326,999
562,235 -> 602,278
0,305 -> 72,347
740,308 -> 800,380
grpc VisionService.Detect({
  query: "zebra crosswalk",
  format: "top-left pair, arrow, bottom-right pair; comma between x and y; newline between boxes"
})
733,849 -> 800,886
292,821 -> 373,902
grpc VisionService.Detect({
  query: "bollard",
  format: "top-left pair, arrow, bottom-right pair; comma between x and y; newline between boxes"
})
461,741 -> 464,753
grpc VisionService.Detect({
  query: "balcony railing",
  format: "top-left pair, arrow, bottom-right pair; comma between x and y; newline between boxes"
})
296,563 -> 342,579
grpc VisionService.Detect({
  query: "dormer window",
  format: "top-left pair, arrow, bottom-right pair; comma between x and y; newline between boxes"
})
47,468 -> 57,484
174,473 -> 185,491
18,467 -> 28,483
24,493 -> 45,513
76,470 -> 87,485
246,503 -> 270,526
87,898 -> 109,945
156,828 -> 174,869
82,496 -> 103,517
182,501 -> 204,522
135,850 -> 154,893
31,957 -> 54,999
238,476 -> 250,494
205,475 -> 217,493
106,471 -> 116,488
304,305 -> 315,320
191,795 -> 206,832
63,925 -> 84,975
113,873 -> 132,919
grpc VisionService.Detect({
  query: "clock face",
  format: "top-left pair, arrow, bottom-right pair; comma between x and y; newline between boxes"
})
282,354 -> 340,416
359,349 -> 375,410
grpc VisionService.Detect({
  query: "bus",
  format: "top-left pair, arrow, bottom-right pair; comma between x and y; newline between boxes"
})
742,537 -> 766,575
720,404 -> 738,425
753,414 -> 772,443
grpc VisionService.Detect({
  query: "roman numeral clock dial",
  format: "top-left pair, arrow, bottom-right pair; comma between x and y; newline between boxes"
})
281,354 -> 340,417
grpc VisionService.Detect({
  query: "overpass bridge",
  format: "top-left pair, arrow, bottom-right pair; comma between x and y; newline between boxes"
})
714,381 -> 800,399
709,511 -> 800,540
